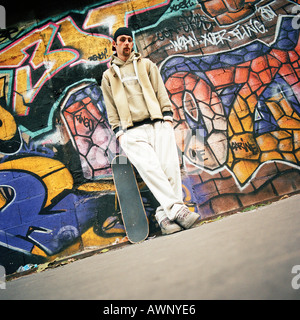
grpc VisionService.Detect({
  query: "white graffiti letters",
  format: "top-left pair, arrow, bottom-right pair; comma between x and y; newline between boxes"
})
170,31 -> 199,51
200,30 -> 230,46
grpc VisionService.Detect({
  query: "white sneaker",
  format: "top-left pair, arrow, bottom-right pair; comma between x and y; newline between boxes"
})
155,215 -> 182,235
175,206 -> 200,229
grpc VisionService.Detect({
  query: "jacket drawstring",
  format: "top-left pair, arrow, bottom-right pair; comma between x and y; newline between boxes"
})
111,57 -> 141,86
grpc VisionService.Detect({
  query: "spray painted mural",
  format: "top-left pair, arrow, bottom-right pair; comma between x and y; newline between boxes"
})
1,0 -> 300,273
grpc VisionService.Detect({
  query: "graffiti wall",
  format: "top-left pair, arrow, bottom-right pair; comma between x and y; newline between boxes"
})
1,0 -> 300,274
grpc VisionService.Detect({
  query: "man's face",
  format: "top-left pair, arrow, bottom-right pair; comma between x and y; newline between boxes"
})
113,35 -> 133,61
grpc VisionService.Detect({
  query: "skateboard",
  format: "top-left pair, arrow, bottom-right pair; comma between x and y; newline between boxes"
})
111,155 -> 149,243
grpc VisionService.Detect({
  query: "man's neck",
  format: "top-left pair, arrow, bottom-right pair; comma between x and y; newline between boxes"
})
119,55 -> 129,62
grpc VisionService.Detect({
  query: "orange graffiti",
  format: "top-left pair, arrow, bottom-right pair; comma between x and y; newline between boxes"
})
199,0 -> 262,26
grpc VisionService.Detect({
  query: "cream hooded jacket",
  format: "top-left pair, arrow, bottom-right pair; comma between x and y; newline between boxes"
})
101,51 -> 173,137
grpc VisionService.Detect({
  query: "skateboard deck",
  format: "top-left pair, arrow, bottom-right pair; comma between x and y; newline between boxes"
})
112,155 -> 149,243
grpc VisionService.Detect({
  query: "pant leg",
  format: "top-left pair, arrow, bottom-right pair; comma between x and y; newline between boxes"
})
120,123 -> 183,220
153,121 -> 183,202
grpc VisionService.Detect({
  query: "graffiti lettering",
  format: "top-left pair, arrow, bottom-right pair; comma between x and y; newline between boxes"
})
199,19 -> 267,47
174,18 -> 268,48
178,12 -> 216,33
0,20 -> 112,116
169,0 -> 196,12
0,23 -> 79,115
258,4 -> 277,22
170,31 -> 199,51
155,12 -> 215,44
231,138 -> 259,154
228,19 -> 267,41
75,112 -> 95,132
155,28 -> 178,42
200,30 -> 231,46
88,48 -> 108,61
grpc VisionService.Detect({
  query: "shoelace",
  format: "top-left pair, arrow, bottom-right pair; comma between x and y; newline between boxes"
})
176,207 -> 190,220
160,218 -> 172,226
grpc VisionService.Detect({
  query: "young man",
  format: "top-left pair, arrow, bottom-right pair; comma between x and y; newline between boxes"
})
101,27 -> 200,234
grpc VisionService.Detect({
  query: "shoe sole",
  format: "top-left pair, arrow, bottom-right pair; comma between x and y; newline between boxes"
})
176,214 -> 200,229
161,226 -> 182,235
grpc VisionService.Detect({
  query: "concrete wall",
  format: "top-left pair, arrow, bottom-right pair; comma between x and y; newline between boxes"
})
1,0 -> 300,274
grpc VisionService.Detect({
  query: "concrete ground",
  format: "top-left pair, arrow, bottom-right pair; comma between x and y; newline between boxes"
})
1,194 -> 300,300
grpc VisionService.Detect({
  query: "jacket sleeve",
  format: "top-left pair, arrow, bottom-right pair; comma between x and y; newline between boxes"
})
148,60 -> 173,121
101,73 -> 123,138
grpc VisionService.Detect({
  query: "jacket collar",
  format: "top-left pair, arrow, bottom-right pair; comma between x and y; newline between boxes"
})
110,51 -> 142,85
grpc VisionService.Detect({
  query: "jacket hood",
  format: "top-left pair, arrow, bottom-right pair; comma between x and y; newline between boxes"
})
110,51 -> 141,67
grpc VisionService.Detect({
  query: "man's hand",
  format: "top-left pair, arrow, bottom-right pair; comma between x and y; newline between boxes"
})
117,134 -> 124,145
165,120 -> 173,126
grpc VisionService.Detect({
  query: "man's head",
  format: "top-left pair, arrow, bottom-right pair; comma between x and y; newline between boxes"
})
112,27 -> 134,61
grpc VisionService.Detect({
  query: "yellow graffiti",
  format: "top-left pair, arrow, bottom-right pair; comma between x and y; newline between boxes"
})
182,183 -> 191,202
0,105 -> 16,141
0,189 -> 6,209
84,0 -> 169,34
0,17 -> 115,116
0,23 -> 78,115
266,93 -> 300,129
0,23 -> 75,70
0,76 -> 5,97
0,0 -> 169,120
0,156 -> 73,207
77,181 -> 115,192
31,228 -> 123,259
227,90 -> 300,184
0,75 -> 17,141
57,17 -> 112,63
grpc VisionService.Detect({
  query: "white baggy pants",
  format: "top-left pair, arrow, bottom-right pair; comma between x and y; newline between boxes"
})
119,120 -> 184,221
